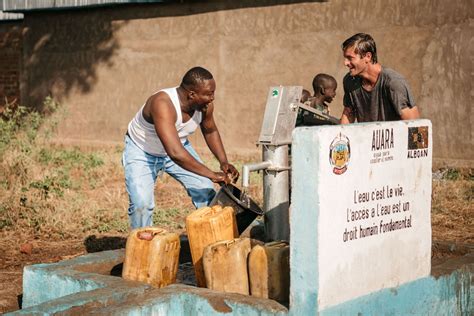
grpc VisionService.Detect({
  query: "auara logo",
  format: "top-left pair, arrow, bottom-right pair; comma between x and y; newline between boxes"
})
329,133 -> 351,175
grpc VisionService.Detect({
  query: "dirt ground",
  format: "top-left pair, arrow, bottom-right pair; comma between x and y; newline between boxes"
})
0,178 -> 195,314
0,175 -> 472,313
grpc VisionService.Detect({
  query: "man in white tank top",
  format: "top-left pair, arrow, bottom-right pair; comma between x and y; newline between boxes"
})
123,67 -> 239,229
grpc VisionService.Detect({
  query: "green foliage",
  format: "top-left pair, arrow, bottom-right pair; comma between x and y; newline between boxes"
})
443,168 -> 460,181
153,208 -> 187,229
0,98 -> 58,158
0,104 -> 27,156
0,206 -> 13,229
440,168 -> 474,182
0,95 -> 68,155
42,95 -> 60,114
81,209 -> 128,234
38,147 -> 104,170
0,97 -> 118,238
29,172 -> 72,199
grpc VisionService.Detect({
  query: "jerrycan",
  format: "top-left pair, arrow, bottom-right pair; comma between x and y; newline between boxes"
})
248,241 -> 290,304
186,205 -> 238,287
202,238 -> 255,295
210,184 -> 264,234
122,227 -> 180,288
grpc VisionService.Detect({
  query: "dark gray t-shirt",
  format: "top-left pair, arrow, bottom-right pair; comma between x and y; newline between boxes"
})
343,67 -> 416,122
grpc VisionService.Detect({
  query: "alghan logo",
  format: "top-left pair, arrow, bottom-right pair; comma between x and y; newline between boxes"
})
329,133 -> 351,175
407,126 -> 429,159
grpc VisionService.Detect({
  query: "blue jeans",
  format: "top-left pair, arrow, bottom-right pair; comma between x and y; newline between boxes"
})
122,135 -> 216,229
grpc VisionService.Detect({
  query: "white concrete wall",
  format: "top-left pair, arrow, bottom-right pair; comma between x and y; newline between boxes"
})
291,119 -> 432,310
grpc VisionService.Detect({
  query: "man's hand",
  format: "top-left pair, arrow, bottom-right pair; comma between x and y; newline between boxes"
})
211,171 -> 231,185
220,162 -> 239,183
340,106 -> 355,124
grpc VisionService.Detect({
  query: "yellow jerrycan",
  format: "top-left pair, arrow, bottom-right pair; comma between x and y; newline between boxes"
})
185,205 -> 238,287
248,241 -> 290,304
202,238 -> 254,295
122,227 -> 180,288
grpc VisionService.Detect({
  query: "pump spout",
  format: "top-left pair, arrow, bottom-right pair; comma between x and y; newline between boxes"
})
242,161 -> 272,190
240,161 -> 272,208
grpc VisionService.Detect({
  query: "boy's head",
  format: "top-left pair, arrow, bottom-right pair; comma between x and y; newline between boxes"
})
312,73 -> 337,103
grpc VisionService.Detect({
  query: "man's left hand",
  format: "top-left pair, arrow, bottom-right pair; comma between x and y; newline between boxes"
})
220,162 -> 239,183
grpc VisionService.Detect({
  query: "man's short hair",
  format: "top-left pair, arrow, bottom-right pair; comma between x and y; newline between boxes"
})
181,66 -> 213,89
342,33 -> 378,64
312,73 -> 337,93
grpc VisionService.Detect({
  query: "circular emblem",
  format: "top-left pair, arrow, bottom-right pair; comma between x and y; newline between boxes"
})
329,133 -> 351,175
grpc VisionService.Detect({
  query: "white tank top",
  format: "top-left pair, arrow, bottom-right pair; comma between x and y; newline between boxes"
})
127,87 -> 202,156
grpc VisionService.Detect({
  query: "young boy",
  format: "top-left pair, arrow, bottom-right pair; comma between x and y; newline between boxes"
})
296,73 -> 337,126
310,73 -> 337,114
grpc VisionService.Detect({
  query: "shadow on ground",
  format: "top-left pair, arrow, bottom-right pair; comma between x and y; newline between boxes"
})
84,235 -> 127,253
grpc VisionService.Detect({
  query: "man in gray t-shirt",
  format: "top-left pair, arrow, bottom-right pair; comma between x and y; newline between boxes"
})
340,33 -> 420,123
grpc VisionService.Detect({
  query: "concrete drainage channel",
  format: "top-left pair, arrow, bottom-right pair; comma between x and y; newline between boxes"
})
12,248 -> 288,315
6,242 -> 473,315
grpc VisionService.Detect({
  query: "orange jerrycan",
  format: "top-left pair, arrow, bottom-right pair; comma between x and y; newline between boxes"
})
202,238 -> 253,295
122,227 -> 180,288
248,241 -> 290,304
186,205 -> 238,287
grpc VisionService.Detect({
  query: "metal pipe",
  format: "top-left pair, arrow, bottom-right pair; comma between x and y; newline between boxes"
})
242,160 -> 272,189
263,144 -> 290,242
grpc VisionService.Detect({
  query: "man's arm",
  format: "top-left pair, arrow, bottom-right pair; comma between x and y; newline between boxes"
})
150,95 -> 226,183
340,106 -> 355,124
341,74 -> 356,124
200,103 -> 239,181
400,106 -> 420,120
388,77 -> 419,120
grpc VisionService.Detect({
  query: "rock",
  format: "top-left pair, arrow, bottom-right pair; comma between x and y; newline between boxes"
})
20,243 -> 33,255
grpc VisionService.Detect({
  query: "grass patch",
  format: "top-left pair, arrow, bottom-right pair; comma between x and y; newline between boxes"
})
431,169 -> 473,243
0,100 -> 128,239
153,207 -> 188,230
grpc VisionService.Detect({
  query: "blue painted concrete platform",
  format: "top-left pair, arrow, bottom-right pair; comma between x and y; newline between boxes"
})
6,247 -> 473,315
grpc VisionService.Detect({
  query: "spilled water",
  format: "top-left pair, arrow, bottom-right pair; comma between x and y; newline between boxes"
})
176,262 -> 197,286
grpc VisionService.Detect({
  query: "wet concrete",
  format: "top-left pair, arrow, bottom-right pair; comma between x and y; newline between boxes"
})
431,241 -> 474,278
